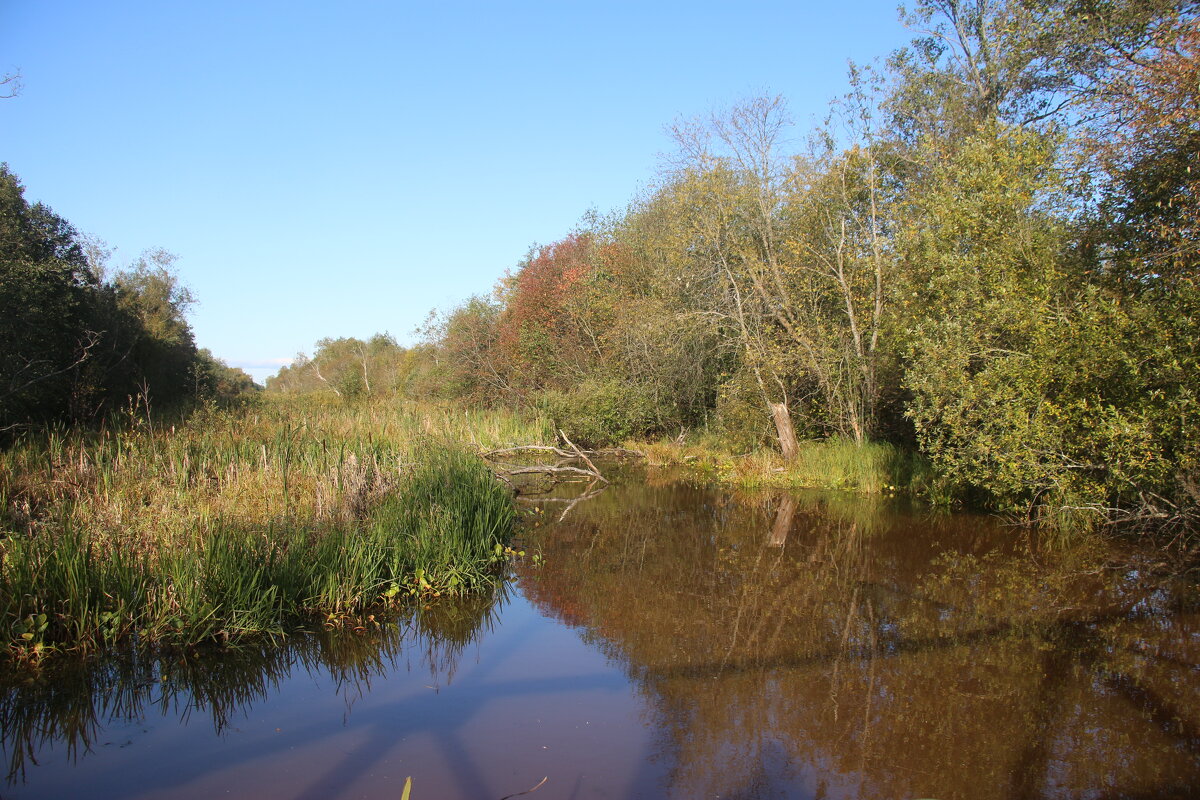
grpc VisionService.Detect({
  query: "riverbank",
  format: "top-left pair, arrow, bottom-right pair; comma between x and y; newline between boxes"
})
634,437 -> 931,497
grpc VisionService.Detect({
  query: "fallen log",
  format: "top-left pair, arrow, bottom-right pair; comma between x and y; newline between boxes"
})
482,433 -> 645,496
483,444 -> 645,460
558,430 -> 603,481
498,464 -> 606,482
484,444 -> 575,459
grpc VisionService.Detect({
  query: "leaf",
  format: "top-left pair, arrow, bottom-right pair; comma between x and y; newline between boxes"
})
400,776 -> 412,800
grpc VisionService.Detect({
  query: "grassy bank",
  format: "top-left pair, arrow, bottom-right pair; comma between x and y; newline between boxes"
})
0,397 -> 551,661
638,437 -> 932,496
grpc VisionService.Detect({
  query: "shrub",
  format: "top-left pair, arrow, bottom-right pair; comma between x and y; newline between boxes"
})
539,377 -> 659,448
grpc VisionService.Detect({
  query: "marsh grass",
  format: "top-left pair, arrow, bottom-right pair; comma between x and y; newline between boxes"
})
0,397 -> 543,661
640,437 -> 931,495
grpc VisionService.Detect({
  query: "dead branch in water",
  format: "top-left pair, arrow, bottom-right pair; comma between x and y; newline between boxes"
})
500,464 -> 607,482
482,434 -> 645,498
482,434 -> 646,490
483,444 -> 646,460
558,429 -> 602,479
485,444 -> 575,459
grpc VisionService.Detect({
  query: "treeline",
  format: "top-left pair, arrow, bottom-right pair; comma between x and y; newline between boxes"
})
0,165 -> 257,433
271,0 -> 1198,532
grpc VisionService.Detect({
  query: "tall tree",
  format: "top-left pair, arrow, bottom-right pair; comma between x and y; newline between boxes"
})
0,165 -> 97,428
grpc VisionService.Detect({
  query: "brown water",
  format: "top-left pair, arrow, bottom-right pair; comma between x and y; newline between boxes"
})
2,467 -> 1198,799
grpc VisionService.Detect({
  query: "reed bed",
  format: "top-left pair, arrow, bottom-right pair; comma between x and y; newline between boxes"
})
640,437 -> 930,495
0,397 -> 548,661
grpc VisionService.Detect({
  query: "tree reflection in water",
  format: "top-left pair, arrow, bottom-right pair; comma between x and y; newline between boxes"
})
519,470 -> 1200,800
0,585 -> 508,786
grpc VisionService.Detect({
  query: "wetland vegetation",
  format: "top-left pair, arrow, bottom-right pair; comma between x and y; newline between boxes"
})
2,1 -> 1199,794
0,399 -> 546,660
264,0 -> 1200,538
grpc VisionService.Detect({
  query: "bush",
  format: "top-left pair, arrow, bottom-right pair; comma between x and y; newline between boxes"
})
539,377 -> 659,448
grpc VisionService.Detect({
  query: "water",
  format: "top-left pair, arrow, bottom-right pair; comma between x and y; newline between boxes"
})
3,467 -> 1198,798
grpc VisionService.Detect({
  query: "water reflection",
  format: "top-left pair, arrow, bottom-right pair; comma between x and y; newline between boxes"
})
0,583 -> 509,787
519,471 -> 1200,799
2,472 -> 1197,799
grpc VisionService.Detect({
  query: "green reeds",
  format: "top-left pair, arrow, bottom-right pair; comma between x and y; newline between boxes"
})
373,439 -> 516,596
771,438 -> 923,493
641,436 -> 931,495
1,405 -> 518,660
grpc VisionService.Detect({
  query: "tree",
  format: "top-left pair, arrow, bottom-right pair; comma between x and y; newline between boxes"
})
655,93 -> 902,451
108,249 -> 199,408
657,96 -> 813,457
0,70 -> 19,99
424,298 -> 512,404
495,233 -> 605,391
0,165 -> 97,427
194,349 -> 260,402
279,336 -> 405,401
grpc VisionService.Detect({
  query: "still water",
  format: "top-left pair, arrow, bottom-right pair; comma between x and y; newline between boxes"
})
3,467 -> 1198,799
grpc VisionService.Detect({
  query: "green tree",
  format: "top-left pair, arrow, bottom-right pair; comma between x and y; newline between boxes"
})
109,249 -> 200,408
194,349 -> 260,402
0,165 -> 97,428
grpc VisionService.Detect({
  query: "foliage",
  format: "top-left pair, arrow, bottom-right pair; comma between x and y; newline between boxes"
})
0,165 -> 96,427
0,165 -> 254,432
194,349 -> 260,403
267,334 -> 406,401
495,233 -> 601,390
183,2 -> 1200,535
539,377 -> 660,448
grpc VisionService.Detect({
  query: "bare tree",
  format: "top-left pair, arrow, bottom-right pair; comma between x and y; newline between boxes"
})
666,95 -> 805,458
1,70 -> 21,99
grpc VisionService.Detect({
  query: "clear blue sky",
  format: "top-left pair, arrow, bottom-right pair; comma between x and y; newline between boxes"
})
2,1 -> 914,383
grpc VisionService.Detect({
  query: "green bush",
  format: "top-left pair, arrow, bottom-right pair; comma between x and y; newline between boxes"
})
539,377 -> 659,448
711,371 -> 775,453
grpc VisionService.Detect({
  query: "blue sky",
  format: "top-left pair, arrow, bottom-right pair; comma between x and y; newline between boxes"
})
2,1 -> 914,383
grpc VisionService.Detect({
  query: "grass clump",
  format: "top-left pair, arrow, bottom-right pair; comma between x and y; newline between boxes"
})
374,440 -> 516,596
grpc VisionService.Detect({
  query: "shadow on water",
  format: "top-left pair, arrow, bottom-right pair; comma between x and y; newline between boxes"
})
518,466 -> 1200,800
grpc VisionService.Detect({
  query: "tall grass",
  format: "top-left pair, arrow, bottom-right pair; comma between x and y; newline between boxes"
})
641,436 -> 931,495
0,396 -> 537,661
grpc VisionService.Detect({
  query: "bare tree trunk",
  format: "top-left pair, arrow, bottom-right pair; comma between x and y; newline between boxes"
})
310,361 -> 341,398
770,402 -> 800,460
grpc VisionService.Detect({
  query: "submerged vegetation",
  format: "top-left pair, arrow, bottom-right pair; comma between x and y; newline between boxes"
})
0,398 -> 547,661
